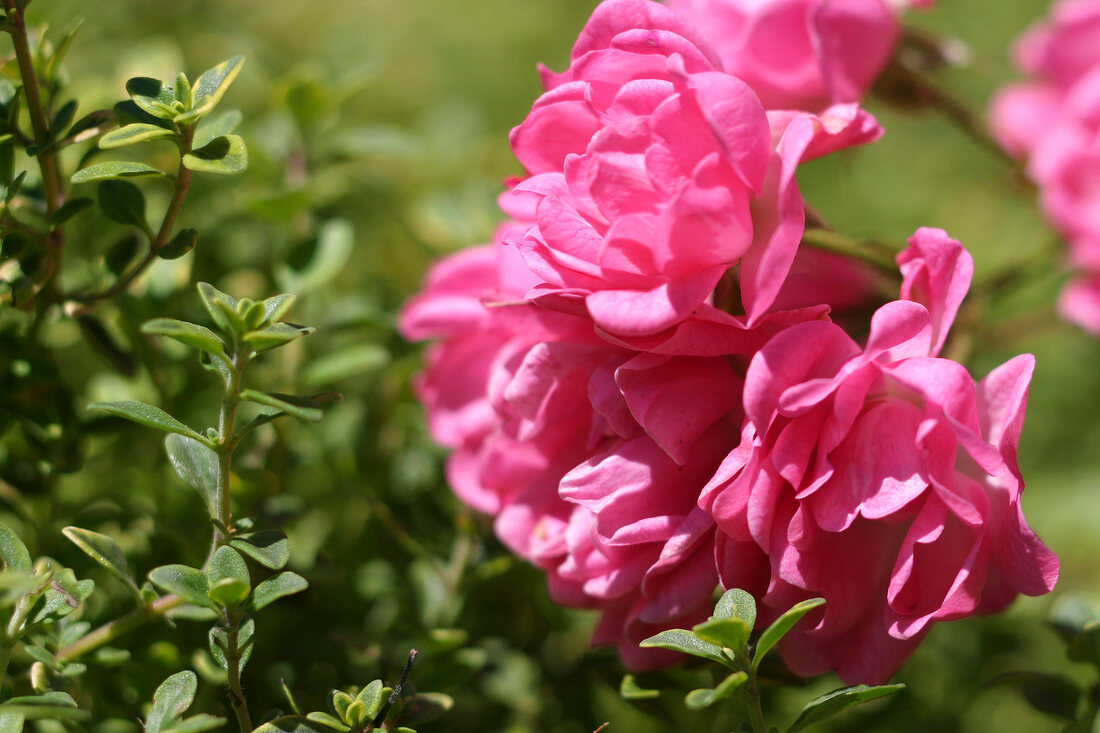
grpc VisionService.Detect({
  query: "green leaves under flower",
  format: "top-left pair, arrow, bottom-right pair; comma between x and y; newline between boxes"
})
634,590 -> 903,729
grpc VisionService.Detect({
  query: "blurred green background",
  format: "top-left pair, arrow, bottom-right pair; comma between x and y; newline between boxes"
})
4,0 -> 1099,731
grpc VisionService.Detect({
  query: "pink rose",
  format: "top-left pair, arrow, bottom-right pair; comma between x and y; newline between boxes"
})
666,0 -> 900,111
507,0 -> 820,338
991,0 -> 1100,155
701,229 -> 1058,683
990,1 -> 1100,334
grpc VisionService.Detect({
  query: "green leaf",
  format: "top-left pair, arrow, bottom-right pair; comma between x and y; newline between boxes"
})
194,109 -> 243,148
342,701 -> 367,728
207,546 -> 250,588
787,684 -> 906,733
126,77 -> 177,120
89,401 -> 213,447
246,571 -> 308,613
26,570 -> 94,627
693,617 -> 750,655
197,282 -> 240,338
97,179 -> 147,228
44,20 -> 83,81
209,618 -> 255,674
244,322 -> 315,352
51,100 -> 78,140
639,629 -> 731,667
230,530 -> 290,570
174,72 -> 192,106
148,565 -> 213,609
356,680 -> 385,719
146,670 -> 198,733
0,712 -> 24,733
183,134 -> 247,174
207,578 -> 250,606
50,196 -> 93,226
752,597 -> 825,675
161,713 -> 225,733
104,232 -> 141,277
99,123 -> 175,149
684,671 -> 748,710
620,675 -> 660,700
256,716 -> 334,733
65,109 -> 116,143
142,318 -> 228,357
1068,622 -> 1100,667
305,712 -> 349,732
0,520 -> 32,572
240,390 -> 323,422
164,434 -> 220,515
0,696 -> 88,722
987,672 -> 1079,723
61,526 -> 139,595
714,588 -> 757,629
176,56 -> 245,124
114,99 -> 174,130
159,228 -> 198,260
259,293 -> 295,325
72,161 -> 166,184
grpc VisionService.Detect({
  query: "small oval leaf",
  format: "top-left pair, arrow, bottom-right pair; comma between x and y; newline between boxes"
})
182,134 -> 247,174
72,161 -> 166,184
99,123 -> 175,149
89,401 -> 212,446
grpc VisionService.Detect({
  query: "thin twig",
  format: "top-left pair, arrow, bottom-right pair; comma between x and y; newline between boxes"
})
368,649 -> 418,731
53,593 -> 186,663
68,127 -> 195,311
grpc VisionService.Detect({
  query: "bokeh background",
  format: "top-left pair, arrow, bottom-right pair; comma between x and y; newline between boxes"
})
5,1 -> 1098,731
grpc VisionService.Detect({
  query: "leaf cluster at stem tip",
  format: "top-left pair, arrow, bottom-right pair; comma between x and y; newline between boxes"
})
631,589 -> 904,732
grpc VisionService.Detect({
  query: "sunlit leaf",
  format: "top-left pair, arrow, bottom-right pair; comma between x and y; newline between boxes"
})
72,161 -> 166,184
99,123 -> 175,149
183,135 -> 247,174
89,401 -> 212,446
787,684 -> 906,732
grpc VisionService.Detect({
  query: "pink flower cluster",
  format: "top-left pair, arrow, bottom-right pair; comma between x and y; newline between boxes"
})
403,0 -> 1056,685
991,0 -> 1100,334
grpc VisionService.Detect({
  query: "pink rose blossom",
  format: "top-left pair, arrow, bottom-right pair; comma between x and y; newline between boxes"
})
666,0 -> 901,111
700,229 -> 1058,683
506,0 -> 845,338
401,226 -> 769,665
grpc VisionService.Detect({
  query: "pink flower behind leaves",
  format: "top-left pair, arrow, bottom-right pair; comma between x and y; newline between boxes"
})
701,229 -> 1058,683
666,0 -> 901,111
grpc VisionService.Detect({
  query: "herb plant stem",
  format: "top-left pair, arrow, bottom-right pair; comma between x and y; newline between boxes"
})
72,128 -> 195,309
53,593 -> 186,664
224,609 -> 253,732
800,228 -> 899,273
3,0 -> 64,218
210,349 -> 250,560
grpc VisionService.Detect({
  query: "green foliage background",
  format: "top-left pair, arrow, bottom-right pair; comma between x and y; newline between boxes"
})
3,0 -> 1098,731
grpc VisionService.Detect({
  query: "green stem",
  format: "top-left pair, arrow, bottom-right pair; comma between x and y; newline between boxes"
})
53,593 -> 186,664
878,57 -> 1023,176
3,0 -> 63,218
69,127 -> 195,310
207,349 -> 250,564
0,642 -> 12,685
224,611 -> 253,732
745,675 -> 768,733
800,228 -> 899,273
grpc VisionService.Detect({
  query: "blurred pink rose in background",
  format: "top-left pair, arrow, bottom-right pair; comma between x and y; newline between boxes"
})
991,0 -> 1100,334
